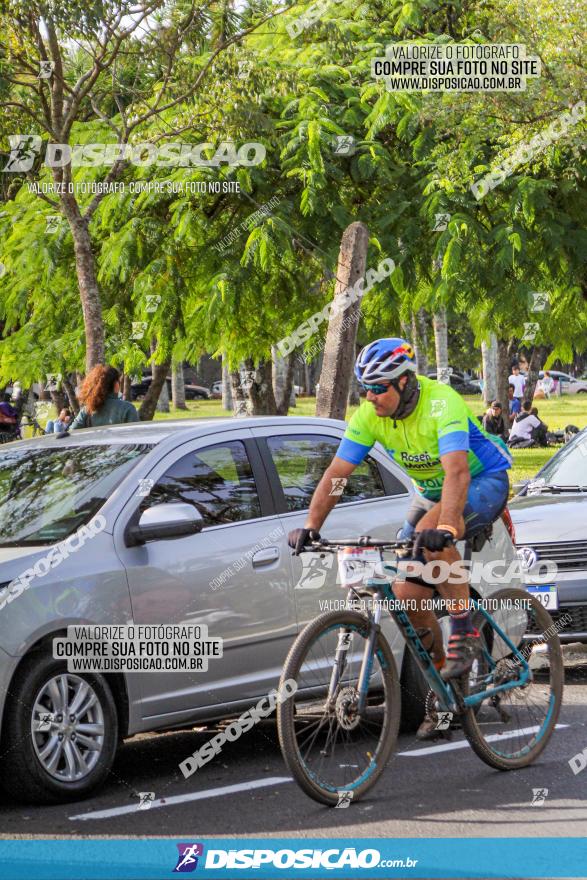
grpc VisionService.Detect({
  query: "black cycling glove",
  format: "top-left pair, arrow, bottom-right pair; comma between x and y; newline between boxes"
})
288,528 -> 321,555
414,528 -> 455,555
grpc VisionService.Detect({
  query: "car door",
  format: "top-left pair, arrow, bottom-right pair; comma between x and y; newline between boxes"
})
253,425 -> 413,631
114,429 -> 296,723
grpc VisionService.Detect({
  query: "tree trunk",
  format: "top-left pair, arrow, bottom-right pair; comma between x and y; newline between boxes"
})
411,308 -> 429,375
122,374 -> 132,401
156,378 -> 170,413
348,354 -> 361,406
481,333 -> 498,404
171,361 -> 187,410
230,368 -> 250,417
433,307 -> 450,383
222,356 -> 233,411
525,344 -> 548,403
49,388 -> 68,412
243,358 -> 277,415
62,374 -> 80,414
62,197 -> 105,371
303,359 -> 311,395
272,347 -> 295,416
496,338 -> 511,413
38,382 -> 50,402
139,361 -> 170,420
316,222 -> 369,419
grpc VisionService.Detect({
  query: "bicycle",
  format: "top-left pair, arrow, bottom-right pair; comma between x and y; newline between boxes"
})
276,535 -> 564,806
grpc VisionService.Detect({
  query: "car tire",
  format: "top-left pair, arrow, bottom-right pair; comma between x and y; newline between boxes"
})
0,647 -> 118,804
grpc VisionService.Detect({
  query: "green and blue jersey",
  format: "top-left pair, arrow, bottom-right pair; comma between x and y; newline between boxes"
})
337,376 -> 511,501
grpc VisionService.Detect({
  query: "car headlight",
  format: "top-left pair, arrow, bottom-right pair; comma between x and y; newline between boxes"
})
517,547 -> 539,572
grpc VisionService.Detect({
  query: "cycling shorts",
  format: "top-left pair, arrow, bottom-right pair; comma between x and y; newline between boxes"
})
397,470 -> 510,589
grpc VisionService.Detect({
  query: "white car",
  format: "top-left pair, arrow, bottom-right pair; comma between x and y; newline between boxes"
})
536,371 -> 587,395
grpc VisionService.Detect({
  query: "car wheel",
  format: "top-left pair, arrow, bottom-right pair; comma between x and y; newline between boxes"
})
0,648 -> 118,804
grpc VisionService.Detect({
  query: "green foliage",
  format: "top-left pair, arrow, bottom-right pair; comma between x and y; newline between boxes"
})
0,0 -> 585,389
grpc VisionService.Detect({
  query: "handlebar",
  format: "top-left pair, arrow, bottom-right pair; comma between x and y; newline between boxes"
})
302,536 -> 414,553
294,533 -> 457,555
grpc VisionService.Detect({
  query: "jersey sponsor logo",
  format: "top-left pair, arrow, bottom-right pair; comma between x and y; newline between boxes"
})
399,451 -> 433,464
398,451 -> 440,471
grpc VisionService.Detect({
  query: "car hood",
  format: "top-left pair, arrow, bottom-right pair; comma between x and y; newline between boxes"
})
0,545 -> 47,564
509,493 -> 587,543
0,545 -> 51,584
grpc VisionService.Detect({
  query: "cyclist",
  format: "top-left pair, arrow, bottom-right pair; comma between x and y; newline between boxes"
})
288,338 -> 511,737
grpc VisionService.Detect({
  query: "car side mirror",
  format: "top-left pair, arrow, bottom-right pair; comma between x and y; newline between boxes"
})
127,503 -> 204,545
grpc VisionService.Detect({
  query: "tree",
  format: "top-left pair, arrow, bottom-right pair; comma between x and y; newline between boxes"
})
481,334 -> 498,403
411,309 -> 429,374
0,0 -> 287,371
272,348 -> 295,416
171,361 -> 187,411
1,0 -> 585,410
316,223 -> 369,420
156,379 -> 170,413
221,355 -> 232,411
432,308 -> 450,384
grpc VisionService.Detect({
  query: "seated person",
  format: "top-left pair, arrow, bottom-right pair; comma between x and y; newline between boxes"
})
45,407 -> 72,434
482,401 -> 508,440
0,392 -> 19,439
508,400 -> 547,448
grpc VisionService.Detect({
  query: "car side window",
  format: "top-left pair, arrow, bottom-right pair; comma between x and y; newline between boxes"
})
142,440 -> 261,527
266,434 -> 387,513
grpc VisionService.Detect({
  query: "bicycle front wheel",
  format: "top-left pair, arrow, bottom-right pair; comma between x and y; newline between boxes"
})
461,587 -> 564,770
277,610 -> 400,806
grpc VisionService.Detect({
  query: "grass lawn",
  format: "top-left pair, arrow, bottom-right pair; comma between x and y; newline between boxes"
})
150,392 -> 587,491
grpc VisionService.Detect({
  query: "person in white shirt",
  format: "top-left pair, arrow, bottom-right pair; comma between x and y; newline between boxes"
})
508,365 -> 526,400
508,400 -> 543,447
541,371 -> 555,398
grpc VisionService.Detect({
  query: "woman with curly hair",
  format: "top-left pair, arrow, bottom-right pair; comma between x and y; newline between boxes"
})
71,365 -> 139,428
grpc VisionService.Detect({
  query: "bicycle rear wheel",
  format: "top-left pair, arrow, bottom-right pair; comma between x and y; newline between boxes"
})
277,610 -> 400,805
461,587 -> 564,770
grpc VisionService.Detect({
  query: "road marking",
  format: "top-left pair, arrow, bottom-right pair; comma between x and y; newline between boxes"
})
70,776 -> 292,821
399,723 -> 569,757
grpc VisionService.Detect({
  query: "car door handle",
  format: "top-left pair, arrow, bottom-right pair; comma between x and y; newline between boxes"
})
252,546 -> 280,567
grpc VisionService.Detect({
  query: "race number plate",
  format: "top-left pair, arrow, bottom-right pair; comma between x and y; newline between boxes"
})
527,585 -> 558,610
337,547 -> 383,587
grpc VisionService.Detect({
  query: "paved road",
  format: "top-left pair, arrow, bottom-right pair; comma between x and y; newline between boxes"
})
1,664 -> 586,839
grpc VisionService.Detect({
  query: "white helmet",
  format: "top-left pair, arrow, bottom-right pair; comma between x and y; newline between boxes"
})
355,338 -> 417,384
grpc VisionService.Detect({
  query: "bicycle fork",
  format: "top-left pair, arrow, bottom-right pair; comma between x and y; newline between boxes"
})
326,590 -> 382,715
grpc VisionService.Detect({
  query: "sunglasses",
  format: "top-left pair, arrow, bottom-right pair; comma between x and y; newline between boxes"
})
361,382 -> 391,395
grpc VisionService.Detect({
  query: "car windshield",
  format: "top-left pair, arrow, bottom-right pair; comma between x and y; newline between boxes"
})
534,436 -> 587,488
0,443 -> 150,546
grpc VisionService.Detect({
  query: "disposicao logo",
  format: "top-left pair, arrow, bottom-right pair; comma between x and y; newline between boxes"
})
173,843 -> 204,872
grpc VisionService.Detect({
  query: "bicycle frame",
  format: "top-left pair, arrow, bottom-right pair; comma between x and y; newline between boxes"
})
340,566 -> 532,716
